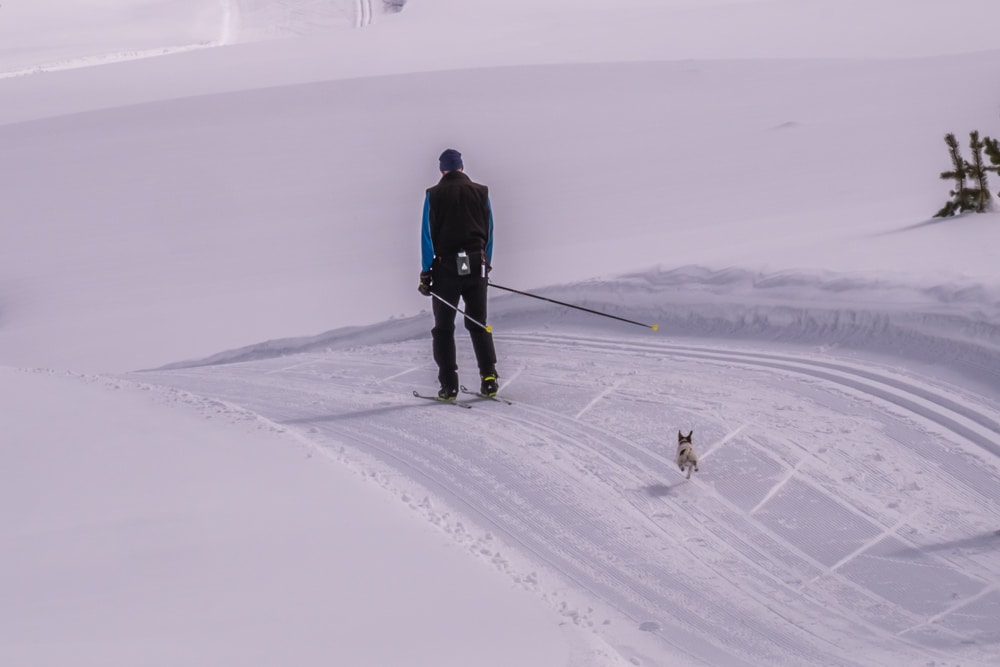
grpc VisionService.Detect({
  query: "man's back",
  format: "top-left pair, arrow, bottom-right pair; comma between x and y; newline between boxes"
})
426,171 -> 491,257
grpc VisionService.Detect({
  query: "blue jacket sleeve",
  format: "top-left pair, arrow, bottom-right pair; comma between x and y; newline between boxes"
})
485,197 -> 494,265
421,192 -> 433,272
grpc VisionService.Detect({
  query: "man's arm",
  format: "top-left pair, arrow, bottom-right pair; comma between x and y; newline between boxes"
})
421,192 -> 434,271
485,197 -> 494,265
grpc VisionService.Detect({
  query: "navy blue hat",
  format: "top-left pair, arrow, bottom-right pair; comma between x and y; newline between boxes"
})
439,148 -> 463,172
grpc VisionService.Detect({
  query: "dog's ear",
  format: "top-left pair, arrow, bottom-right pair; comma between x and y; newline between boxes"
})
677,430 -> 683,440
687,430 -> 694,439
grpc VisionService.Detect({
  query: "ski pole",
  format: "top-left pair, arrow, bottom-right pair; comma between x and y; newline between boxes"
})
430,292 -> 493,332
488,282 -> 659,331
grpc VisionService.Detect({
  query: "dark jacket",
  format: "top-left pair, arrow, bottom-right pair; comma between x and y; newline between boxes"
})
421,171 -> 494,272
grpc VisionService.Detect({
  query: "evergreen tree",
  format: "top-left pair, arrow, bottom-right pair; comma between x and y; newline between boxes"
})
984,135 -> 1000,198
966,131 -> 992,212
935,133 -> 978,217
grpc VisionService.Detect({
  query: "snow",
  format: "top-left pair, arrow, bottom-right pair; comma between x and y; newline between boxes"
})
0,368 -> 571,667
2,1 -> 1000,666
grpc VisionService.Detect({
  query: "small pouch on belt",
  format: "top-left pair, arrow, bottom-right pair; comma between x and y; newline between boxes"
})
457,251 -> 471,276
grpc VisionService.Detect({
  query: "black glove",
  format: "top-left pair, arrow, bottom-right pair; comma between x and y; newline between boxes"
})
418,270 -> 433,296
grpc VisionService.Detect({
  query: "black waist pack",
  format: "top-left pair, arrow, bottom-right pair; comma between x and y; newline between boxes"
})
437,250 -> 486,276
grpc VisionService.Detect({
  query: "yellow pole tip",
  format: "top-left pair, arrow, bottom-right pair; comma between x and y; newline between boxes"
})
485,325 -> 493,333
651,323 -> 659,332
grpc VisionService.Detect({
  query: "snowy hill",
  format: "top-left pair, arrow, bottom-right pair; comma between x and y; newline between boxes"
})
2,1 -> 1000,666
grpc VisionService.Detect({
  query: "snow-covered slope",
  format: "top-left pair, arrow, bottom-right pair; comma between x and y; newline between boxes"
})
137,305 -> 1000,666
3,52 -> 999,373
2,1 -> 1000,665
0,366 -> 582,667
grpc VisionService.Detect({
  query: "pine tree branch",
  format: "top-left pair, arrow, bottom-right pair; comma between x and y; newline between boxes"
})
967,131 -> 992,212
984,136 -> 1000,169
936,133 -> 969,216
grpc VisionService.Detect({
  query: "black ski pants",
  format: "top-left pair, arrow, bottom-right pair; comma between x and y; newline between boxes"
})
431,263 -> 497,389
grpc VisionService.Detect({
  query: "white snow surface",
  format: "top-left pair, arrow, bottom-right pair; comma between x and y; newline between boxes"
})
2,1 -> 1000,666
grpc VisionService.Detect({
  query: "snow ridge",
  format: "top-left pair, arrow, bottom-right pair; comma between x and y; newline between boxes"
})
156,266 -> 1000,395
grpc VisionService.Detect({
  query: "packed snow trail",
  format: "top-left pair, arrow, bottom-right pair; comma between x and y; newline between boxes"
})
138,328 -> 1000,667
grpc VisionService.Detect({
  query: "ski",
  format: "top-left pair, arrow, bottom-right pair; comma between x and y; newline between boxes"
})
460,385 -> 513,405
412,390 -> 473,408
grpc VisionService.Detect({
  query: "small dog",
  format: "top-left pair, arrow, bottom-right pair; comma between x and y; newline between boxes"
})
676,430 -> 699,479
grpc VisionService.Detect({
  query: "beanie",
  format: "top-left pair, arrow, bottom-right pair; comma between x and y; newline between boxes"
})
439,148 -> 463,172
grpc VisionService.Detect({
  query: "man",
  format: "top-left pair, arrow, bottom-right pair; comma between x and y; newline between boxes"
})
418,149 -> 499,400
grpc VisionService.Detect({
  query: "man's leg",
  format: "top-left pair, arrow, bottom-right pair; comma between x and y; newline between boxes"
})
461,277 -> 498,379
432,273 -> 461,393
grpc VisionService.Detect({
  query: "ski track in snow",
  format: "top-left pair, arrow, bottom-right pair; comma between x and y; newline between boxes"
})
0,43 -> 219,80
134,326 -> 1000,667
356,0 -> 373,28
221,0 -> 240,45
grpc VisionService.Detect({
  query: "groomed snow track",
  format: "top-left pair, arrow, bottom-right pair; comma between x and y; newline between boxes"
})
138,321 -> 1000,667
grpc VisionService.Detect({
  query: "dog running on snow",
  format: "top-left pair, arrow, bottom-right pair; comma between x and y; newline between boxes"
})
676,430 -> 699,479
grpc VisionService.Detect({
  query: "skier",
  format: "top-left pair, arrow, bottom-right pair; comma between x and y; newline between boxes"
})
418,148 -> 499,400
